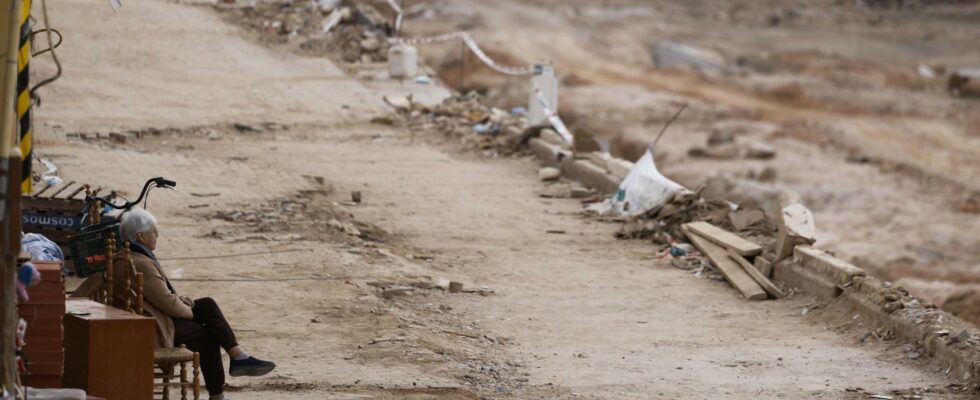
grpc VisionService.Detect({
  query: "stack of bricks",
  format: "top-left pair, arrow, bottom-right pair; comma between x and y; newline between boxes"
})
18,259 -> 67,388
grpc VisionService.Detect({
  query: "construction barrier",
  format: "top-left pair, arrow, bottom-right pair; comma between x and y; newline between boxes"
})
530,79 -> 572,143
397,31 -> 534,76
17,0 -> 31,194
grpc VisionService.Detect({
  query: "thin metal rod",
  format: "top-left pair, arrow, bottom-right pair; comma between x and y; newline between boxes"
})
652,102 -> 688,149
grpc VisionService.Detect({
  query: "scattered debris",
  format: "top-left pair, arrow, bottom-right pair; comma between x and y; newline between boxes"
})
685,221 -> 762,256
728,209 -> 766,232
682,224 -> 767,300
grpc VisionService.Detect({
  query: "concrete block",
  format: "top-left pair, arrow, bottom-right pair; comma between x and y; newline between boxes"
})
794,246 -> 865,286
772,259 -> 842,299
528,138 -> 571,167
559,158 -> 621,195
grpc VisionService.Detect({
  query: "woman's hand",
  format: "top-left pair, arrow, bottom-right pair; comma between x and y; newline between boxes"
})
179,296 -> 195,307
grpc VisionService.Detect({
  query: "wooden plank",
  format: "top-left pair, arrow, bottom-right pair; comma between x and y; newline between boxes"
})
681,225 -> 766,301
727,249 -> 784,299
32,182 -> 56,197
66,184 -> 88,200
685,221 -> 762,256
754,256 -> 773,278
48,181 -> 76,199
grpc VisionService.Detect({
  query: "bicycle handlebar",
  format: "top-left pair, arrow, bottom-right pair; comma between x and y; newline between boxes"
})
87,177 -> 177,211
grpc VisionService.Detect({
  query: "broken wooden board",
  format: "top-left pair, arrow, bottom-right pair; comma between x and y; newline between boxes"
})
684,221 -> 762,256
681,225 -> 767,301
727,249 -> 784,299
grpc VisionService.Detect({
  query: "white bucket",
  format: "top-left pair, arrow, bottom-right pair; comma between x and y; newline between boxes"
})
388,44 -> 418,79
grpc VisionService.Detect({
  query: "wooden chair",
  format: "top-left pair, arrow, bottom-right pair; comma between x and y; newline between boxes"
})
119,243 -> 201,400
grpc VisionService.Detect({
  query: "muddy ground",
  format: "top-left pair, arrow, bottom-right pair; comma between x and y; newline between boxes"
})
386,0 -> 980,326
26,0 -> 980,398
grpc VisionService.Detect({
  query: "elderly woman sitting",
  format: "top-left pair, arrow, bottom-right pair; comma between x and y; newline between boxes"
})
114,208 -> 274,400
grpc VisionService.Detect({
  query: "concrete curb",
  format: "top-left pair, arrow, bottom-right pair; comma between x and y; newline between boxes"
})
773,247 -> 980,385
527,138 -> 570,167
527,137 -> 622,195
559,158 -> 621,195
522,130 -> 979,386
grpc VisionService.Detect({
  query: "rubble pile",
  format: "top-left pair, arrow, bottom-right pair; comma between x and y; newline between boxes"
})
615,190 -> 776,246
222,0 -> 393,63
390,92 -> 532,157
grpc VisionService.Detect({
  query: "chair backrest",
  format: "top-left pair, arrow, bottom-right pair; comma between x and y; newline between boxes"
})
121,242 -> 144,315
69,224 -> 121,278
91,233 -> 115,305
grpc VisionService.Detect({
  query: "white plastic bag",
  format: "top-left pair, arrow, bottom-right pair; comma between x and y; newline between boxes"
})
613,147 -> 684,216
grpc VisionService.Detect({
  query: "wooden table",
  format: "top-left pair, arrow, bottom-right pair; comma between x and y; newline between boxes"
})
63,299 -> 154,400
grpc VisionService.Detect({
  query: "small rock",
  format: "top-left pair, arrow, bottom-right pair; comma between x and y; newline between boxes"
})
957,191 -> 980,214
745,141 -> 776,159
883,301 -> 903,313
949,329 -> 971,344
704,142 -> 740,159
539,183 -> 572,198
735,53 -> 775,74
538,167 -> 561,181
449,281 -> 464,293
233,123 -> 263,133
707,130 -> 735,146
758,166 -> 778,182
370,116 -> 394,125
382,287 -> 414,300
883,293 -> 899,302
360,37 -> 380,52
351,191 -> 362,204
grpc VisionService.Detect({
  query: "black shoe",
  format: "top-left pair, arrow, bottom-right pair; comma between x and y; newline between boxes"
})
229,356 -> 276,377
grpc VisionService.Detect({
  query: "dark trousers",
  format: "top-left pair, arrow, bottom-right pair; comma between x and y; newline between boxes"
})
172,297 -> 239,396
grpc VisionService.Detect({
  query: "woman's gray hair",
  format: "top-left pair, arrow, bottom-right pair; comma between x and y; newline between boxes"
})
119,208 -> 158,243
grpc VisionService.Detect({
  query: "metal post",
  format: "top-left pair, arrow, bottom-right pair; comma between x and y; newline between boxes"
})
16,0 -> 30,194
458,39 -> 465,91
0,0 -> 24,393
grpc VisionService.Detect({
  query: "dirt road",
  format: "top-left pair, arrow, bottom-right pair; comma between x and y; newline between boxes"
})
398,0 -> 980,326
30,0 -> 969,398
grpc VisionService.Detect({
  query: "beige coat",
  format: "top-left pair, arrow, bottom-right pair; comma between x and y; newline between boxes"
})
113,251 -> 192,348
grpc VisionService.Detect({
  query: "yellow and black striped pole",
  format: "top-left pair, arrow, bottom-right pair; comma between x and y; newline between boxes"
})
16,0 -> 30,194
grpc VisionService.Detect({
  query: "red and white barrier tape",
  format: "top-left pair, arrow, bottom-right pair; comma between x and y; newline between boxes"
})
530,79 -> 573,143
396,31 -> 534,76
